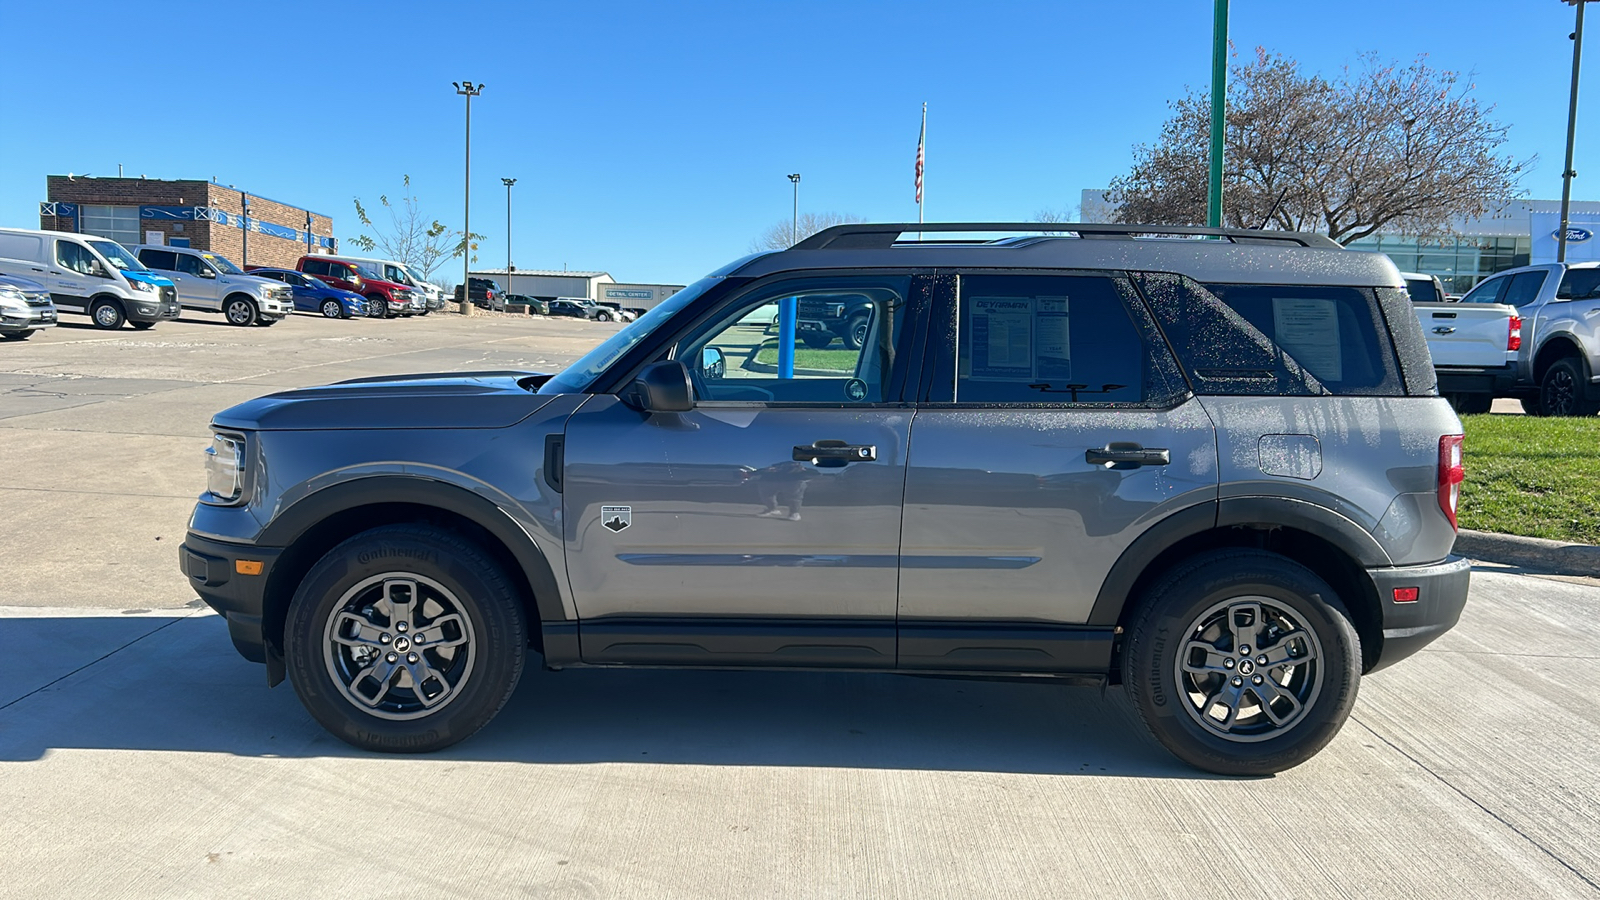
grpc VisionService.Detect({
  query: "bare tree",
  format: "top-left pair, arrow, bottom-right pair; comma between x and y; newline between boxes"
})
1030,205 -> 1081,234
750,212 -> 867,252
351,175 -> 483,281
1108,49 -> 1530,244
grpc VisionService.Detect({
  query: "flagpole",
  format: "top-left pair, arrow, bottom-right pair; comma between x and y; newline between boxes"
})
917,102 -> 927,239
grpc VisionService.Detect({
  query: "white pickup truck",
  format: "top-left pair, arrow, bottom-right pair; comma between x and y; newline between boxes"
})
1449,262 -> 1600,416
1405,271 -> 1520,415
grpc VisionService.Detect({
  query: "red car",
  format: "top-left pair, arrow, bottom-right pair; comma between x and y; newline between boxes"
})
296,256 -> 418,318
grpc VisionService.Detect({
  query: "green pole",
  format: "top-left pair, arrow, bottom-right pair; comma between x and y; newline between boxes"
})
1208,0 -> 1229,228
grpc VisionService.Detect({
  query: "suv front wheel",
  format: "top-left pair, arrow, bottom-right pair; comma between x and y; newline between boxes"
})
1122,550 -> 1361,776
284,524 -> 528,752
225,296 -> 258,326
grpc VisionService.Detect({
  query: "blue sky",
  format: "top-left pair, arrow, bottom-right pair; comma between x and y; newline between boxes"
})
0,1 -> 1594,285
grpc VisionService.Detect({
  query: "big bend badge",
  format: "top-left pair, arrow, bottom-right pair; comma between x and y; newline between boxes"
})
601,506 -> 632,533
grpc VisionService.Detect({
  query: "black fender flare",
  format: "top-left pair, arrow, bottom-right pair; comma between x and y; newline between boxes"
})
258,475 -> 568,624
1086,497 -> 1390,626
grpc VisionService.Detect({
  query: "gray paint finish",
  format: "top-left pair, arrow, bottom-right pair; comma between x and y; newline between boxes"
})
898,398 -> 1218,623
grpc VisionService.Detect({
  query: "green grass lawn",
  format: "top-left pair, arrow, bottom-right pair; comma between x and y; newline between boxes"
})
1459,414 -> 1600,544
752,342 -> 858,372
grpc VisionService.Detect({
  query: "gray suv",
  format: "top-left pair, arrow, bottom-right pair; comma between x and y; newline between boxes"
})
180,223 -> 1470,775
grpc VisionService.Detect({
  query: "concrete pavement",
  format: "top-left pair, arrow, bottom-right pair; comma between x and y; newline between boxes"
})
2,312 -> 1597,898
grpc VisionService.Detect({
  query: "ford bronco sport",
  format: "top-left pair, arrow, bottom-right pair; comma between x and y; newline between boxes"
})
181,223 -> 1469,775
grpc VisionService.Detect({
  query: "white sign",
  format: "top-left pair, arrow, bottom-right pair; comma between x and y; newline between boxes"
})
967,296 -> 1072,381
1272,297 -> 1342,382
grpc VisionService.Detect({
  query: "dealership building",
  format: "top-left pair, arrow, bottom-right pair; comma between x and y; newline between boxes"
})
40,175 -> 336,270
1081,189 -> 1600,294
470,268 -> 684,308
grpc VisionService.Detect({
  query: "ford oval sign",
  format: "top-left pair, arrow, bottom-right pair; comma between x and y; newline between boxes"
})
1554,226 -> 1595,243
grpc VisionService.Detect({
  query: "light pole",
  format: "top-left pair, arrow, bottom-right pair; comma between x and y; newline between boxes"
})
453,80 -> 484,314
1207,0 -> 1229,228
787,173 -> 801,246
1560,1 -> 1596,263
502,177 -> 517,290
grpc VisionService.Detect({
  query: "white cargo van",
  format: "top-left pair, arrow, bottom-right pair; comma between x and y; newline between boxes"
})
0,228 -> 180,329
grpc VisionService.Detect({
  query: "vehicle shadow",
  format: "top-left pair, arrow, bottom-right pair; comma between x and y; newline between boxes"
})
0,614 -> 1202,778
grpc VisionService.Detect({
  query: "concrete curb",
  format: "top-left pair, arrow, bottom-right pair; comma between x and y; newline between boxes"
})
1455,529 -> 1600,577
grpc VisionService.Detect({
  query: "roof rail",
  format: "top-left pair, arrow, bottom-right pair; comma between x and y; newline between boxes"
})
791,222 -> 1343,251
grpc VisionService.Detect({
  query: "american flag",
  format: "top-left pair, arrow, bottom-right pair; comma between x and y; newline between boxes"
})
914,112 -> 925,205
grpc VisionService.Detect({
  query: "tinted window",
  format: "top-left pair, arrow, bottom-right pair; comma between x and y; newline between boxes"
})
1460,276 -> 1509,305
1139,274 -> 1404,397
138,249 -> 178,271
302,259 -> 330,276
1556,268 -> 1600,300
678,277 -> 910,404
1502,271 -> 1548,307
1404,277 -> 1440,302
954,273 -> 1181,405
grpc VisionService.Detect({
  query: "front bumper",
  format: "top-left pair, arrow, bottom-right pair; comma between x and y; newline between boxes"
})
1,305 -> 56,332
1365,554 -> 1471,672
1435,363 -> 1516,396
180,533 -> 281,675
128,296 -> 182,324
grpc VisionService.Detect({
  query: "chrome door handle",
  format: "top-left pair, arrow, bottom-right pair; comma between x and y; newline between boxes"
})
1086,442 -> 1170,469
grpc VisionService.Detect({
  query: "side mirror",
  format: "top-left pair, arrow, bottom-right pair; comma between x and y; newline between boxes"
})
198,268 -> 217,279
90,260 -> 111,278
625,360 -> 693,413
701,347 -> 726,379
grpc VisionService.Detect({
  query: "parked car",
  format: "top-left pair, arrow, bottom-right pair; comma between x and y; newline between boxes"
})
246,267 -> 368,319
454,277 -> 504,310
0,272 -> 58,340
556,297 -> 620,321
504,293 -> 548,315
597,301 -> 637,322
182,221 -> 1468,776
297,257 -> 417,317
1457,261 -> 1600,416
547,298 -> 611,320
0,228 -> 179,329
1411,286 -> 1519,415
333,256 -> 443,314
134,246 -> 292,326
1399,271 -> 1448,304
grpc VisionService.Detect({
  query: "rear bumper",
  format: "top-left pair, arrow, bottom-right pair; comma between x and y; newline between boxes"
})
1365,555 -> 1471,672
1435,364 -> 1516,396
179,533 -> 280,669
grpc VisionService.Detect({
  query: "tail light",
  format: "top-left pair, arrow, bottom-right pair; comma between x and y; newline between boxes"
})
1508,315 -> 1522,351
1438,434 -> 1464,530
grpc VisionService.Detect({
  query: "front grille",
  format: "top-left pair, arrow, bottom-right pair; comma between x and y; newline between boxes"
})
26,293 -> 52,308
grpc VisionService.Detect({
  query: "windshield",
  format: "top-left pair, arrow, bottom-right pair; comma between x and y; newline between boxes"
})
87,240 -> 149,271
539,276 -> 722,394
305,274 -> 334,290
202,253 -> 245,275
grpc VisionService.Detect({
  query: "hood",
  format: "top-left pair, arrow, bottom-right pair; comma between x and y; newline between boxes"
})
0,273 -> 48,293
213,371 -> 557,431
224,272 -> 289,291
123,270 -> 175,288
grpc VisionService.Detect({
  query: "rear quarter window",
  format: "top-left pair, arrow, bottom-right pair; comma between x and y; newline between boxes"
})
1136,274 -> 1406,397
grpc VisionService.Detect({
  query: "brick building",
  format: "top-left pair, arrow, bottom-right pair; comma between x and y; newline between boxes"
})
39,176 -> 335,270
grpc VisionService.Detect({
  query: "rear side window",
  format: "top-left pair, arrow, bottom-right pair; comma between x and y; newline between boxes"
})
138,249 -> 177,270
953,273 -> 1186,405
1137,274 -> 1405,397
301,259 -> 329,276
1556,268 -> 1600,300
1502,271 -> 1548,307
1404,277 -> 1440,302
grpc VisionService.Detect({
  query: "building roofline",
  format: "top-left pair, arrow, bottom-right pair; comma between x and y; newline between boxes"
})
47,175 -> 332,220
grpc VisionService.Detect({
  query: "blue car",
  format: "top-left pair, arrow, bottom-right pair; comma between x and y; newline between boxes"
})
246,267 -> 368,319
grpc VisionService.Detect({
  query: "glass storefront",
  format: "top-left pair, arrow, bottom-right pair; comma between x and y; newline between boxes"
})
1347,234 -> 1531,295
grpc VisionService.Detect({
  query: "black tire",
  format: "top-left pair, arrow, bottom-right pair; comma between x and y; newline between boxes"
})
285,524 -> 528,753
370,295 -> 391,318
321,299 -> 344,319
90,298 -> 125,330
801,333 -> 832,349
1520,397 -> 1543,417
1,329 -> 33,340
130,321 -> 155,331
1538,357 -> 1599,417
844,314 -> 870,350
1122,549 -> 1361,776
224,295 -> 258,327
1450,392 -> 1492,415
595,311 -> 613,322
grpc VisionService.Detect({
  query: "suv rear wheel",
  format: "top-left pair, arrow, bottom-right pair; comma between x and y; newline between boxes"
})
284,524 -> 528,752
1539,357 -> 1599,417
1122,550 -> 1361,775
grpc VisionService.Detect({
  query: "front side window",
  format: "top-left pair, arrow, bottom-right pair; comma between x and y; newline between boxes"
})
953,273 -> 1182,405
55,240 -> 97,275
174,253 -> 209,276
677,277 -> 910,404
80,205 -> 141,248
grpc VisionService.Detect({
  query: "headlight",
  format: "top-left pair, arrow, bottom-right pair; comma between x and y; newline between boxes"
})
128,279 -> 157,293
205,432 -> 246,502
0,288 -> 25,312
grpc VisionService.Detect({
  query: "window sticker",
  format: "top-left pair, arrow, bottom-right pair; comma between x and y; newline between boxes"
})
967,296 -> 1072,381
1271,297 -> 1342,382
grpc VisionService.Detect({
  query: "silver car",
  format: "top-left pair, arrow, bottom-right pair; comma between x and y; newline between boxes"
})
181,223 -> 1469,775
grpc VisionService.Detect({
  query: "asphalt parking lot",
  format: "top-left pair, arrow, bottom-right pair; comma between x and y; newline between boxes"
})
2,312 -> 1598,898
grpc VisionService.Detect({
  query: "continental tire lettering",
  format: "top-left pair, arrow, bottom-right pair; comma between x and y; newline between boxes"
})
1149,625 -> 1169,707
356,547 -> 438,566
